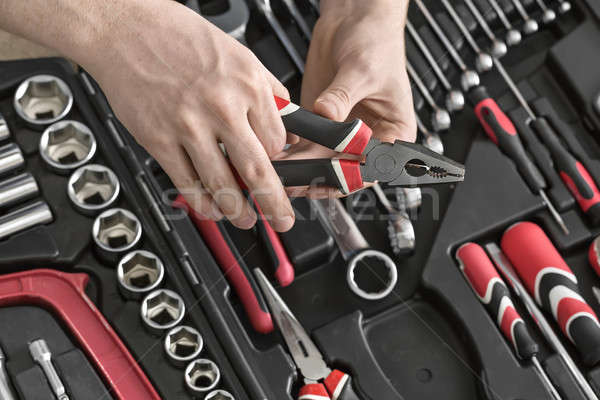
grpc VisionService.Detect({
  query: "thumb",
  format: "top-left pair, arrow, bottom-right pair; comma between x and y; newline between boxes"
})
314,65 -> 368,122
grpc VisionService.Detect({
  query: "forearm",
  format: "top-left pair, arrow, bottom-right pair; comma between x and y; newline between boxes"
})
319,0 -> 409,18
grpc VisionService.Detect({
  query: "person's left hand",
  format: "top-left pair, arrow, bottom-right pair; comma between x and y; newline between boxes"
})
275,0 -> 417,198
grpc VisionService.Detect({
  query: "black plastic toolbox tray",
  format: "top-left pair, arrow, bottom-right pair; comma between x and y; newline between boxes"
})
0,58 -> 245,399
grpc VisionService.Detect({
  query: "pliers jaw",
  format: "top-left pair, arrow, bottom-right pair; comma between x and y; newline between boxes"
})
360,139 -> 465,187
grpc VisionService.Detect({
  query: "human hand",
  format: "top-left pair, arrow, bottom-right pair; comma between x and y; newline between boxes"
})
275,0 -> 417,198
84,0 -> 295,231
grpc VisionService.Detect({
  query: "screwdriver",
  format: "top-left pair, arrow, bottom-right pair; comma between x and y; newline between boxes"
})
492,58 -> 600,225
502,221 -> 600,367
469,85 -> 569,234
455,242 -> 562,400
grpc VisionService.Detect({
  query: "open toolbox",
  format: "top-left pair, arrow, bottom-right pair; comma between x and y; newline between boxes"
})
1,0 -> 600,399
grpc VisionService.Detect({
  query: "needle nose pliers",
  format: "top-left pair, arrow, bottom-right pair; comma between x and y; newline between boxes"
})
272,96 -> 465,194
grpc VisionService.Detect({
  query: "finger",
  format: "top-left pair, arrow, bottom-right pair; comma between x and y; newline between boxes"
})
153,145 -> 224,220
222,123 -> 295,232
248,86 -> 287,157
183,136 -> 257,230
264,71 -> 300,145
313,62 -> 372,122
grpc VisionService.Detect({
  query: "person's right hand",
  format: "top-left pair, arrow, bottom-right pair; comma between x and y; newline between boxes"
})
84,0 -> 295,231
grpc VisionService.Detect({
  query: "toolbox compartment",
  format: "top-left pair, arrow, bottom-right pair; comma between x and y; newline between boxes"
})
1,0 -> 600,399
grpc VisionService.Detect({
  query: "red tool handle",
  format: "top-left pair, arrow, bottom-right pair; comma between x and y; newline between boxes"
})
530,117 -> 600,223
501,221 -> 600,366
471,87 -> 546,193
0,269 -> 159,400
274,96 -> 372,156
589,237 -> 600,277
250,196 -> 294,287
298,369 -> 360,400
173,195 -> 274,334
456,243 -> 539,360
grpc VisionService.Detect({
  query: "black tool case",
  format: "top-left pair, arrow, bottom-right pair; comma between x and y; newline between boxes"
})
1,0 -> 600,398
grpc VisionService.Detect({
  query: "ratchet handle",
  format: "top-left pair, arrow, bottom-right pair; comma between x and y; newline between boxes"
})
501,221 -> 600,366
274,96 -> 372,156
173,195 -> 274,334
298,370 -> 360,400
272,158 -> 363,194
249,195 -> 295,287
531,117 -> 600,223
456,242 -> 539,360
471,87 -> 546,193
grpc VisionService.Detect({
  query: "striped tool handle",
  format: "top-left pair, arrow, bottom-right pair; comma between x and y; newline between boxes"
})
502,221 -> 600,366
456,242 -> 538,360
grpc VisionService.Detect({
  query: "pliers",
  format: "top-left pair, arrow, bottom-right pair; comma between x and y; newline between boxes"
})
273,96 -> 465,194
254,268 -> 362,400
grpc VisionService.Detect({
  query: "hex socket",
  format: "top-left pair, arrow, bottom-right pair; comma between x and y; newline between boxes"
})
184,359 -> 220,395
117,250 -> 164,300
164,325 -> 203,367
0,173 -> 39,209
0,201 -> 53,240
205,390 -> 234,400
92,208 -> 142,264
68,164 -> 120,215
14,74 -> 73,125
0,143 -> 24,177
40,120 -> 97,173
140,289 -> 186,336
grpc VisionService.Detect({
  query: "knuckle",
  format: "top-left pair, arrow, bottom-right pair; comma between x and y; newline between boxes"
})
243,160 -> 269,185
328,86 -> 352,107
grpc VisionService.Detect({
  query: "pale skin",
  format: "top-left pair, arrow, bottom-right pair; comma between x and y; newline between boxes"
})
0,0 -> 415,232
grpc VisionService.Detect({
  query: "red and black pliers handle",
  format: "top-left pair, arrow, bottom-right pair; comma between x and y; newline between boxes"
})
173,195 -> 274,334
273,96 -> 373,194
298,370 -> 361,400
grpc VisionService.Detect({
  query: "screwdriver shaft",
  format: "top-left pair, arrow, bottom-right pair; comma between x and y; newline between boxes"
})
539,189 -> 569,234
531,356 -> 562,400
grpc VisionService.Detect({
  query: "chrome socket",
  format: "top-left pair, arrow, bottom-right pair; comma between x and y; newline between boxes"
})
184,359 -> 220,396
117,250 -> 164,300
14,75 -> 73,125
0,143 -> 24,177
206,390 -> 234,400
68,164 -> 119,215
0,201 -> 53,240
164,326 -> 203,367
0,113 -> 9,141
0,173 -> 39,209
140,289 -> 186,336
92,208 -> 142,264
40,120 -> 96,173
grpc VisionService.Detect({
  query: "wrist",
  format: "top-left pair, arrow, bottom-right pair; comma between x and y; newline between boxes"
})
319,0 -> 405,17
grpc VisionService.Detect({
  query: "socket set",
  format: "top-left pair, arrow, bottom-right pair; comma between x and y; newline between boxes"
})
2,0 -> 600,399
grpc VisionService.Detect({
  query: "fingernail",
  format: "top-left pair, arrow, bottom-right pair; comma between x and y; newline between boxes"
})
274,214 -> 295,232
237,214 -> 257,230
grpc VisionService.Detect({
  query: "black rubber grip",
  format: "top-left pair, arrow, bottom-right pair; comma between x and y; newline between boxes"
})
272,159 -> 343,190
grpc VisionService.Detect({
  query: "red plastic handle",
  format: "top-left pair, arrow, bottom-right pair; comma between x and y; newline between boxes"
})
0,270 -> 159,400
251,196 -> 294,287
173,195 -> 274,334
588,237 -> 600,277
297,369 -> 359,400
456,243 -> 538,359
501,221 -> 600,366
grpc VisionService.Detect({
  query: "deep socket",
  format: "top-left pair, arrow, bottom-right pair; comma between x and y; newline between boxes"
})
0,201 -> 53,240
40,120 -> 97,173
68,164 -> 120,215
0,113 -> 9,141
184,359 -> 221,395
0,173 -> 39,209
14,75 -> 73,125
0,143 -> 24,177
92,208 -> 142,263
140,289 -> 186,335
206,390 -> 235,400
164,325 -> 203,367
117,250 -> 165,300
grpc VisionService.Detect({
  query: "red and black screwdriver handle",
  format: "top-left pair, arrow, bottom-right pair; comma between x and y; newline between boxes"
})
502,221 -> 600,366
456,242 -> 539,360
299,369 -> 361,400
470,87 -> 546,193
529,117 -> 600,224
271,96 -> 373,194
248,194 -> 295,287
172,195 -> 274,334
